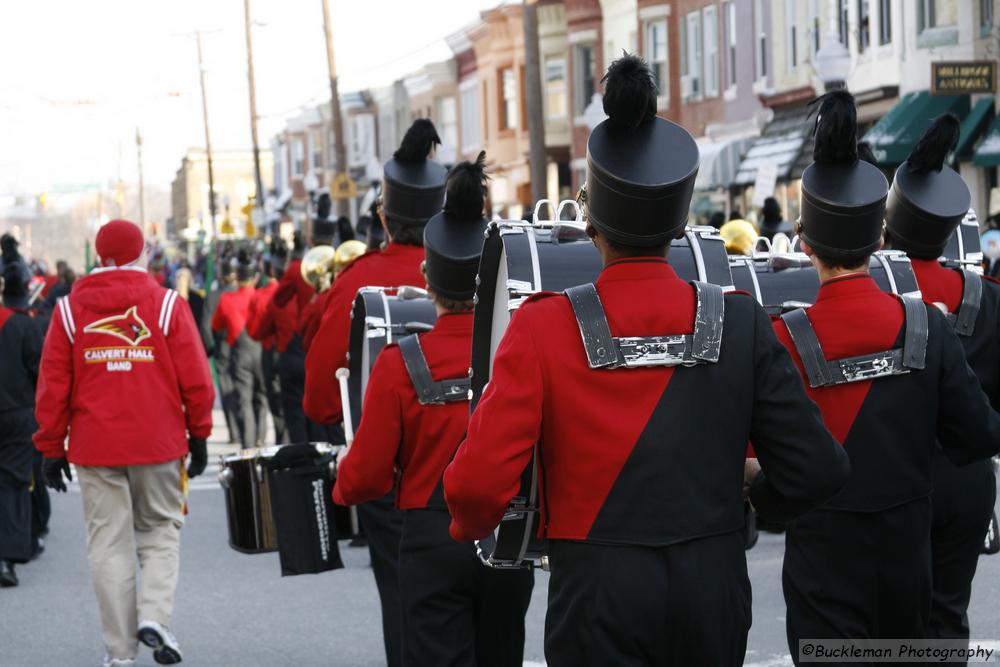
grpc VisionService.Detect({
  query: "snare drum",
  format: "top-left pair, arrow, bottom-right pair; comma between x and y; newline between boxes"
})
940,209 -> 983,272
730,249 -> 921,316
470,219 -> 733,568
218,446 -> 283,554
347,286 -> 437,433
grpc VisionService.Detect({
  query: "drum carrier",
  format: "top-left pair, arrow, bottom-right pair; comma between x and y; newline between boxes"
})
780,296 -> 928,388
398,334 -> 472,405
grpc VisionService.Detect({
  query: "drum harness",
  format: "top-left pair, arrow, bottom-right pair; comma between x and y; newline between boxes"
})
565,281 -> 725,369
398,334 -> 472,405
944,269 -> 982,337
780,296 -> 928,388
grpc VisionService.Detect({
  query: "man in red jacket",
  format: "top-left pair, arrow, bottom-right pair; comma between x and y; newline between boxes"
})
307,118 -> 447,667
34,219 -> 214,667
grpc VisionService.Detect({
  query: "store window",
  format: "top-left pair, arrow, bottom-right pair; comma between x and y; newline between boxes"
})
724,1 -> 737,89
644,19 -> 669,102
703,6 -> 719,97
917,0 -> 958,47
858,0 -> 870,51
292,138 -> 305,177
311,129 -> 323,170
500,67 -> 518,131
459,79 -> 481,154
754,0 -> 767,82
436,96 -> 458,153
544,57 -> 567,120
981,0 -> 994,38
573,44 -> 596,116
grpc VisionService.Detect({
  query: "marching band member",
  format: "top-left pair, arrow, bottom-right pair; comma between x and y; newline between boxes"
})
334,152 -> 533,667
883,114 -> 1000,643
770,92 -> 1000,660
34,219 -> 214,666
305,118 -> 447,667
246,250 -> 287,444
199,259 -> 239,444
212,253 -> 266,450
444,55 -> 850,666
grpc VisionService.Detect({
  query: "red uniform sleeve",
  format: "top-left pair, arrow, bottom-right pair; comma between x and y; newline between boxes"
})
254,293 -> 279,342
332,348 -> 403,506
164,297 -> 215,439
443,308 -> 543,542
33,306 -> 74,458
300,292 -> 328,351
303,284 -> 354,425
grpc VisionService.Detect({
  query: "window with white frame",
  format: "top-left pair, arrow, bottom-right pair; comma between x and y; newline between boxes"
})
785,0 -> 797,68
703,6 -> 719,97
459,79 -> 481,154
858,0 -> 871,51
838,0 -> 849,47
918,0 -> 957,31
982,0 -> 995,37
292,138 -> 305,177
879,0 -> 892,44
573,44 -> 596,116
500,68 -> 518,131
809,0 -> 821,55
754,0 -> 767,81
684,11 -> 703,100
436,96 -> 458,152
310,129 -> 323,170
544,57 -> 567,120
644,19 -> 669,101
725,1 -> 737,89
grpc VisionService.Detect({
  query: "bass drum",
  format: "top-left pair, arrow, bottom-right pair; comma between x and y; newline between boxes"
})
940,208 -> 983,272
730,249 -> 921,316
346,286 -> 437,433
470,221 -> 733,569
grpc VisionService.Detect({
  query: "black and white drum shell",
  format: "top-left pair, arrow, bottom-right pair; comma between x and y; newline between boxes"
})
347,286 -> 437,433
940,209 -> 983,272
218,445 -> 285,554
729,249 -> 921,316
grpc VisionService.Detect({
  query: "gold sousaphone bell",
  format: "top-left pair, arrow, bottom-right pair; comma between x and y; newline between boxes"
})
301,240 -> 368,292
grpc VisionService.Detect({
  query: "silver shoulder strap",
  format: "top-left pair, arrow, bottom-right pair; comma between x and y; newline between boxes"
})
398,334 -> 471,405
949,270 -> 982,337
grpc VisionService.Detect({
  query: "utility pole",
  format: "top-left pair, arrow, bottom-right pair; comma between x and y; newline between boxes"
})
321,0 -> 349,217
195,31 -> 219,235
135,127 -> 147,236
523,0 -> 547,206
243,0 -> 265,230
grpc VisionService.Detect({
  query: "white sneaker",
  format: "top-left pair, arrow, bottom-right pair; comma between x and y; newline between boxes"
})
137,619 -> 183,664
102,657 -> 136,667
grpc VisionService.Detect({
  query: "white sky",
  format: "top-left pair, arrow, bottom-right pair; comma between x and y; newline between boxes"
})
0,0 -> 503,195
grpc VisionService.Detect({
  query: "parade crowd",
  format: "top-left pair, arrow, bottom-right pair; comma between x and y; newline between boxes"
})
3,54 -> 1000,667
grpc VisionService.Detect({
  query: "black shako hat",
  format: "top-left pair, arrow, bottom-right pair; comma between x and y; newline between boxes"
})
799,91 -> 888,260
424,151 -> 490,301
586,54 -> 699,246
312,192 -> 336,245
885,114 -> 970,259
382,119 -> 448,227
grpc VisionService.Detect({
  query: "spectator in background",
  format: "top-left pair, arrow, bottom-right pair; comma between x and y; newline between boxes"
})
708,211 -> 726,229
758,197 -> 792,241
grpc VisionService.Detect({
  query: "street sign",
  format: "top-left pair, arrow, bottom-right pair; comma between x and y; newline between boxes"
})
931,61 -> 997,95
331,172 -> 358,200
751,160 -> 778,208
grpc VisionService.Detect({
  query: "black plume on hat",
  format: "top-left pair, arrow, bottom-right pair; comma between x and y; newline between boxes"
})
316,192 -> 332,220
601,52 -> 657,131
394,118 -> 441,163
443,151 -> 488,221
907,113 -> 960,174
811,90 -> 859,164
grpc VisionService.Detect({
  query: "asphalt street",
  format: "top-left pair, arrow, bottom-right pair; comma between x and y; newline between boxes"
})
3,412 -> 999,666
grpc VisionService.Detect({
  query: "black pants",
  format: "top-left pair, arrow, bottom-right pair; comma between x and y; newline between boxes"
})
928,451 -> 996,642
261,347 -> 287,443
214,345 -> 240,444
358,493 -> 405,667
398,509 -> 534,667
277,337 -> 335,444
30,449 -> 49,540
0,410 -> 36,563
544,533 -> 751,667
231,336 -> 267,449
784,500 -> 931,665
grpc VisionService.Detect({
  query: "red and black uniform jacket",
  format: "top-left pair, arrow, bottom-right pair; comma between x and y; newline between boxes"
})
299,289 -> 331,352
257,285 -> 299,354
444,258 -> 849,544
910,260 -> 1000,407
246,280 -> 278,351
212,285 -> 255,347
273,258 -> 314,314
304,243 -> 424,425
772,273 -> 1000,512
34,268 -> 214,466
333,311 -> 473,509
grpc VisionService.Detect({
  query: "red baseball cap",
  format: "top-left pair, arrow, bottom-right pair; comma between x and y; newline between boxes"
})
95,219 -> 144,267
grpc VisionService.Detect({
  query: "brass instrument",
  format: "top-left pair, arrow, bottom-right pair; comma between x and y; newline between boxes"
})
719,219 -> 759,256
300,239 -> 367,292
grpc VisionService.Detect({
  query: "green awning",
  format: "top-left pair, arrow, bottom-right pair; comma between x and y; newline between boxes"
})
863,91 -> 970,166
955,98 -> 994,159
973,114 -> 1000,167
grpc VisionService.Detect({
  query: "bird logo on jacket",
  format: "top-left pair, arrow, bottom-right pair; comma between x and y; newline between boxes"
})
82,306 -> 151,346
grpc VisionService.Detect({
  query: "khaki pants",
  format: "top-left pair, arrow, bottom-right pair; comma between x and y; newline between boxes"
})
78,460 -> 186,660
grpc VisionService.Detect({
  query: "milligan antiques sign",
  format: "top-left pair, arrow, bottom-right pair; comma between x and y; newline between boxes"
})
931,61 -> 997,95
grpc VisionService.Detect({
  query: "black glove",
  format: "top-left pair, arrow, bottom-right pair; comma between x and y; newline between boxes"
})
43,457 -> 72,493
187,437 -> 208,478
